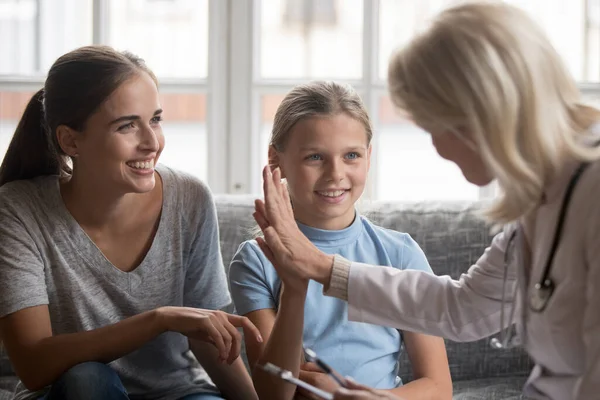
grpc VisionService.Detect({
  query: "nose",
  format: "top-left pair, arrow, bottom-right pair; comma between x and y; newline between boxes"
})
139,124 -> 160,152
325,159 -> 344,182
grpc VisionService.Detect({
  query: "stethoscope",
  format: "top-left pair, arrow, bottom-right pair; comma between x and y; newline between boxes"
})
491,161 -> 591,349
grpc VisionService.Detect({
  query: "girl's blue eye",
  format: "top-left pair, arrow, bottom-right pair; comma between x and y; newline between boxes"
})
306,154 -> 322,161
346,152 -> 360,159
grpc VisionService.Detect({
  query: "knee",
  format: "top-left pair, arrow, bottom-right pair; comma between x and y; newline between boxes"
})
47,362 -> 127,400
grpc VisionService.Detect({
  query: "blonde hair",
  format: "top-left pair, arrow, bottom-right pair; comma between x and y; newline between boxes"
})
388,1 -> 600,225
270,81 -> 372,151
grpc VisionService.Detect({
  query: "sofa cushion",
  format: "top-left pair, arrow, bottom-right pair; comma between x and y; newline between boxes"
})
452,376 -> 530,399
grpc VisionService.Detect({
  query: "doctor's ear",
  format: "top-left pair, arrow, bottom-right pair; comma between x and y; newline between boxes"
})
268,146 -> 286,179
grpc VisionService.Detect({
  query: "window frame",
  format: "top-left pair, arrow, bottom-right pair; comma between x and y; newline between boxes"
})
0,0 -> 599,199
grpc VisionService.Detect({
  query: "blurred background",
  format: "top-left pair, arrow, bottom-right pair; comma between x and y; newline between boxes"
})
0,0 -> 599,201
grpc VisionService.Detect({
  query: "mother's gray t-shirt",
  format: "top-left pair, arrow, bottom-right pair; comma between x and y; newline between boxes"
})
0,164 -> 231,400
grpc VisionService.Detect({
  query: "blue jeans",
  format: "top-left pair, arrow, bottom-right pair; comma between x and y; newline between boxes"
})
40,362 -> 128,400
39,362 -> 224,400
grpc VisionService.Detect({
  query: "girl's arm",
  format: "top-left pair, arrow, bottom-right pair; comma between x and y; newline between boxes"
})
191,340 -> 258,400
244,285 -> 308,400
385,332 -> 452,400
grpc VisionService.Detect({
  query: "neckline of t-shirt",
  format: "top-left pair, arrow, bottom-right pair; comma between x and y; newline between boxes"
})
49,164 -> 170,277
296,212 -> 363,247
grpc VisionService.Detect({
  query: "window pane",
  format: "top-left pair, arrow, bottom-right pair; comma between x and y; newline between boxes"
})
158,93 -> 207,181
259,0 -> 363,79
0,91 -> 33,159
376,95 -> 479,201
107,0 -> 209,79
0,0 -> 92,75
379,0 -> 600,82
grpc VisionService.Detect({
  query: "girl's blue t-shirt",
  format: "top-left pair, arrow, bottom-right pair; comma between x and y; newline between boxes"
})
228,214 -> 433,389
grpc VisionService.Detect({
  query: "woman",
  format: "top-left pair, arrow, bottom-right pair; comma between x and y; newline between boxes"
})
0,45 -> 261,400
252,3 -> 600,400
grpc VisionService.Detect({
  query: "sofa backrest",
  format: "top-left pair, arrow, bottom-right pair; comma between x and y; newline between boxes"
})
214,195 -> 533,383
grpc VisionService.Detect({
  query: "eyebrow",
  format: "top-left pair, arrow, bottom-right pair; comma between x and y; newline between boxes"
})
109,109 -> 163,125
299,145 -> 367,152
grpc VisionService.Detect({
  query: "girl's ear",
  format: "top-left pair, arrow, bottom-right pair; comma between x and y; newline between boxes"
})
268,145 -> 286,179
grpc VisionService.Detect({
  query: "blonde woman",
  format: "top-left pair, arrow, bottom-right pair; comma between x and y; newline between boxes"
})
251,2 -> 600,400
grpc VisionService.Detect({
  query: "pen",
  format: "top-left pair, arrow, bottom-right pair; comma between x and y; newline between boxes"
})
304,347 -> 348,388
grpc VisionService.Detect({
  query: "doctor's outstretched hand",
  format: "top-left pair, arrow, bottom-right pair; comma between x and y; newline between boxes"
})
253,166 -> 334,290
333,379 -> 405,400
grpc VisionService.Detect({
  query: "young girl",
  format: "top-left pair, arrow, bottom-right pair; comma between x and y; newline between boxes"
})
0,45 -> 260,400
229,81 -> 452,400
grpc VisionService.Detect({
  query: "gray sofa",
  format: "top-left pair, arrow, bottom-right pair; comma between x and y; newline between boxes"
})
0,197 -> 532,399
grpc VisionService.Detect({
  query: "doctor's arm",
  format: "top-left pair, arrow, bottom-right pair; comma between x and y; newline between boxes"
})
327,230 -> 517,342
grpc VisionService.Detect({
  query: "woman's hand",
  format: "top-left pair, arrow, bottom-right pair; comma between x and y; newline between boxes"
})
333,380 -> 405,400
254,166 -> 334,287
158,307 -> 262,364
297,362 -> 339,399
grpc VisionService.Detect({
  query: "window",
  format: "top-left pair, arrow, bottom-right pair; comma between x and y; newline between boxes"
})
0,0 -> 93,76
0,0 -> 212,183
1,0 -> 600,201
106,0 -> 210,181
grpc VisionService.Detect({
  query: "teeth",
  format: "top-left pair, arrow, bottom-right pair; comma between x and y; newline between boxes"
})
128,160 -> 154,169
318,190 -> 345,197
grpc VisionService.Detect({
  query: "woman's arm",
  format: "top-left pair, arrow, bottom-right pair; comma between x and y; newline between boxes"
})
386,332 -> 452,400
244,285 -> 308,400
0,305 -> 258,392
0,305 -> 161,391
338,229 -> 515,342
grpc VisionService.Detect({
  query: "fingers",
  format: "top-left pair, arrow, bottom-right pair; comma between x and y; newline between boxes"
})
202,318 -> 228,363
209,313 -> 233,363
254,200 -> 269,225
263,165 -> 281,219
259,226 -> 287,264
297,371 -> 321,400
301,362 -> 322,373
217,314 -> 242,364
253,209 -> 269,232
333,389 -> 375,400
227,313 -> 263,343
342,378 -> 372,391
296,387 -> 321,400
255,236 -> 276,264
281,176 -> 294,215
